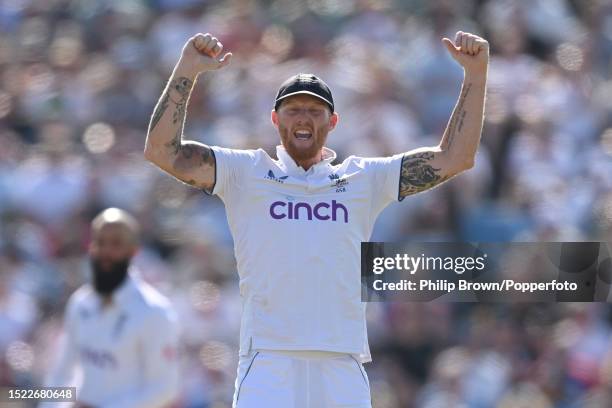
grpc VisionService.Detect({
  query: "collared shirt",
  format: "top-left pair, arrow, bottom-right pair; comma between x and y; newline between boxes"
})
210,144 -> 403,362
43,273 -> 180,408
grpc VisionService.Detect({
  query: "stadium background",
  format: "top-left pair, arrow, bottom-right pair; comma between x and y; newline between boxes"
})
1,0 -> 612,406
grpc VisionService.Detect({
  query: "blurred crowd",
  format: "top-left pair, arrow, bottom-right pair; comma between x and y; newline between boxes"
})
1,0 -> 612,406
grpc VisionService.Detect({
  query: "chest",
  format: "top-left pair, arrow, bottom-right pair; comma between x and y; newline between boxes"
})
256,164 -> 370,207
74,304 -> 139,369
233,167 -> 372,225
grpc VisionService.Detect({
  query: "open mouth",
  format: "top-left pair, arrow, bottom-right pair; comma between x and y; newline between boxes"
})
294,129 -> 312,140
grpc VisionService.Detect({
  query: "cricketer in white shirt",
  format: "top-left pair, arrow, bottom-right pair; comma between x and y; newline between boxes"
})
145,31 -> 488,407
43,209 -> 180,408
210,144 -> 402,362
44,273 -> 180,408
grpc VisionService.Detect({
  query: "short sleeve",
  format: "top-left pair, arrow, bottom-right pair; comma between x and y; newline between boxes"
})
207,146 -> 259,198
359,153 -> 404,215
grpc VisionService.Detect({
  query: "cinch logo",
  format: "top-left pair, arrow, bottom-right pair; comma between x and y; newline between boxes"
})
265,170 -> 289,183
270,200 -> 349,223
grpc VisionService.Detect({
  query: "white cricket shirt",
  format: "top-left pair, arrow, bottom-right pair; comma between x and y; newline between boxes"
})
210,145 -> 403,362
43,273 -> 180,408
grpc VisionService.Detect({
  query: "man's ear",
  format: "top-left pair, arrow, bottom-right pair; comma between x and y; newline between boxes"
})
271,109 -> 279,128
328,112 -> 339,131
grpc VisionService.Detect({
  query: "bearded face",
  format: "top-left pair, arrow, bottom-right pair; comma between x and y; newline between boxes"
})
89,223 -> 137,297
273,94 -> 337,166
91,257 -> 130,296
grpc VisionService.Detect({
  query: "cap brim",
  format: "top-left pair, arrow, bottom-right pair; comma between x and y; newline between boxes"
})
275,91 -> 334,111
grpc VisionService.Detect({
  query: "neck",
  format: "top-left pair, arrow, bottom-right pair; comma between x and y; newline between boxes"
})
100,294 -> 113,308
283,145 -> 325,171
296,151 -> 323,171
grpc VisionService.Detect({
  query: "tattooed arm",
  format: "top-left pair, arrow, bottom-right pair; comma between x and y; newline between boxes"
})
144,33 -> 232,190
399,31 -> 488,199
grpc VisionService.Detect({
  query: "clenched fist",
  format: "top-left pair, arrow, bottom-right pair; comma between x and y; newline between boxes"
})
178,33 -> 233,76
442,31 -> 489,75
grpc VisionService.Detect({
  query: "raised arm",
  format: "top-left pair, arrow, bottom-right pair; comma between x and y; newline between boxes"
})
399,31 -> 488,199
144,33 -> 232,191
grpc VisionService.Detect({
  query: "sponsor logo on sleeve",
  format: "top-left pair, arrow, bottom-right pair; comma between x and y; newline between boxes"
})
264,170 -> 289,184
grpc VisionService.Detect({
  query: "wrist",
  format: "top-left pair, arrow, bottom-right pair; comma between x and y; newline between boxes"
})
173,59 -> 205,81
463,68 -> 488,84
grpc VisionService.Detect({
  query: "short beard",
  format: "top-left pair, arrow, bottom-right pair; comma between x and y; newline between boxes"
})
279,125 -> 328,164
91,258 -> 130,296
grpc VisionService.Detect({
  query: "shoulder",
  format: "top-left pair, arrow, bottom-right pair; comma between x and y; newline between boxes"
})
209,147 -> 277,178
335,154 -> 401,174
333,155 -> 362,172
211,146 -> 270,164
65,285 -> 94,313
130,278 -> 176,324
62,285 -> 98,325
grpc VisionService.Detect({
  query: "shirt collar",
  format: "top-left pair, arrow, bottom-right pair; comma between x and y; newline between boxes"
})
275,145 -> 337,175
113,273 -> 135,305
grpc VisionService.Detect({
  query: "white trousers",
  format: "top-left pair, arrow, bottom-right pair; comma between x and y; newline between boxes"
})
232,350 -> 372,408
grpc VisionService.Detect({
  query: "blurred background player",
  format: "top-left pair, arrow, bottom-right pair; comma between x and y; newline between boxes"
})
41,208 -> 180,408
144,29 -> 487,407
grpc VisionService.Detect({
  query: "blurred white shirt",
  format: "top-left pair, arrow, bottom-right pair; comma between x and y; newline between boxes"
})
42,272 -> 180,408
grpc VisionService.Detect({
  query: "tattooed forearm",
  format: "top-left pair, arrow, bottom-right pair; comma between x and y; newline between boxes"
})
399,152 -> 448,198
170,77 -> 192,125
149,77 -> 192,133
149,92 -> 169,133
145,71 -> 216,190
396,77 -> 484,200
166,126 -> 181,155
443,82 -> 472,150
157,77 -> 193,155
